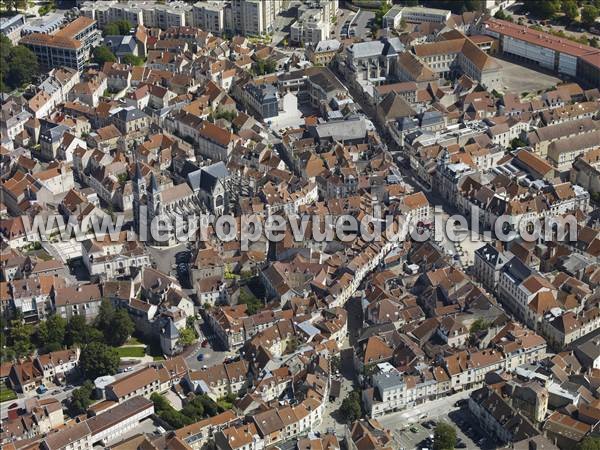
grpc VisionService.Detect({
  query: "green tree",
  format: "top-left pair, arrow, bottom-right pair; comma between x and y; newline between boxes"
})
199,394 -> 219,416
373,1 -> 392,30
178,327 -> 197,347
0,35 -> 39,92
65,315 -> 102,346
522,0 -> 559,19
0,319 -> 15,362
9,318 -> 35,358
238,289 -> 263,315
252,59 -> 277,76
561,0 -> 579,21
37,315 -> 67,350
103,20 -> 132,36
107,308 -> 134,347
121,54 -> 144,66
433,422 -> 457,450
510,137 -> 527,150
69,380 -> 94,415
581,5 -> 599,26
93,45 -> 117,65
494,9 -> 512,21
339,390 -> 362,423
95,299 -> 115,331
95,300 -> 133,346
79,342 -> 119,379
331,355 -> 342,373
591,37 -> 600,48
578,437 -> 600,450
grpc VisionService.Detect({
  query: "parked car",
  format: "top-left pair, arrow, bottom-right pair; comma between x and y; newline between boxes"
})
201,340 -> 209,347
197,353 -> 204,361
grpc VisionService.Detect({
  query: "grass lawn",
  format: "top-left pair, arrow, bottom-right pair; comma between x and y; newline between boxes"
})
0,384 -> 17,403
125,336 -> 143,345
116,346 -> 146,358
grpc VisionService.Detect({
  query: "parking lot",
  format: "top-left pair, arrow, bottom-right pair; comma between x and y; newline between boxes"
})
340,9 -> 375,40
376,388 -> 502,449
388,404 -> 498,450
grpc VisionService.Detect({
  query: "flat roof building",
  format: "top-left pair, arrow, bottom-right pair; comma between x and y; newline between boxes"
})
20,16 -> 100,71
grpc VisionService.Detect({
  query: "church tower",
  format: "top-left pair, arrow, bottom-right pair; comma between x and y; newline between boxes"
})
133,161 -> 147,239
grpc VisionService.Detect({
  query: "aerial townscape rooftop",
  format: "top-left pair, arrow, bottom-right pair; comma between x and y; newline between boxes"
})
0,1 -> 600,450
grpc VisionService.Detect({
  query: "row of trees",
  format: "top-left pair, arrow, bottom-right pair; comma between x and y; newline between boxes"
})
521,0 -> 599,25
0,35 -> 39,92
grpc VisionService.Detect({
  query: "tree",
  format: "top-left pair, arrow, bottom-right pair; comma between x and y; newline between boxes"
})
121,54 -> 144,66
95,300 -> 134,346
37,315 -> 67,350
331,355 -> 342,373
561,0 -> 579,22
578,437 -> 600,450
103,20 -> 132,36
107,308 -> 134,347
494,9 -> 512,21
198,394 -> 219,416
510,137 -> 527,150
95,300 -> 115,331
522,0 -> 559,19
9,318 -> 35,358
238,289 -> 263,315
591,37 -> 600,48
252,59 -> 277,76
581,5 -> 599,26
339,390 -> 362,423
65,315 -> 103,346
285,336 -> 300,353
69,380 -> 94,415
433,422 -> 457,450
93,45 -> 117,65
178,327 -> 197,348
79,342 -> 119,379
3,0 -> 27,12
373,2 -> 392,30
0,35 -> 39,92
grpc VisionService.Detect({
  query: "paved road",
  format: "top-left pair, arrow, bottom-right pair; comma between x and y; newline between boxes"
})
146,243 -> 188,278
183,321 -> 235,370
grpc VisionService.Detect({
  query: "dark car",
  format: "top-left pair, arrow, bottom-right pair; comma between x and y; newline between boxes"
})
456,443 -> 467,448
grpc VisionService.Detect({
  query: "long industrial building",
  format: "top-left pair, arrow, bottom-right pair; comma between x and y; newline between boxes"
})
483,18 -> 600,87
